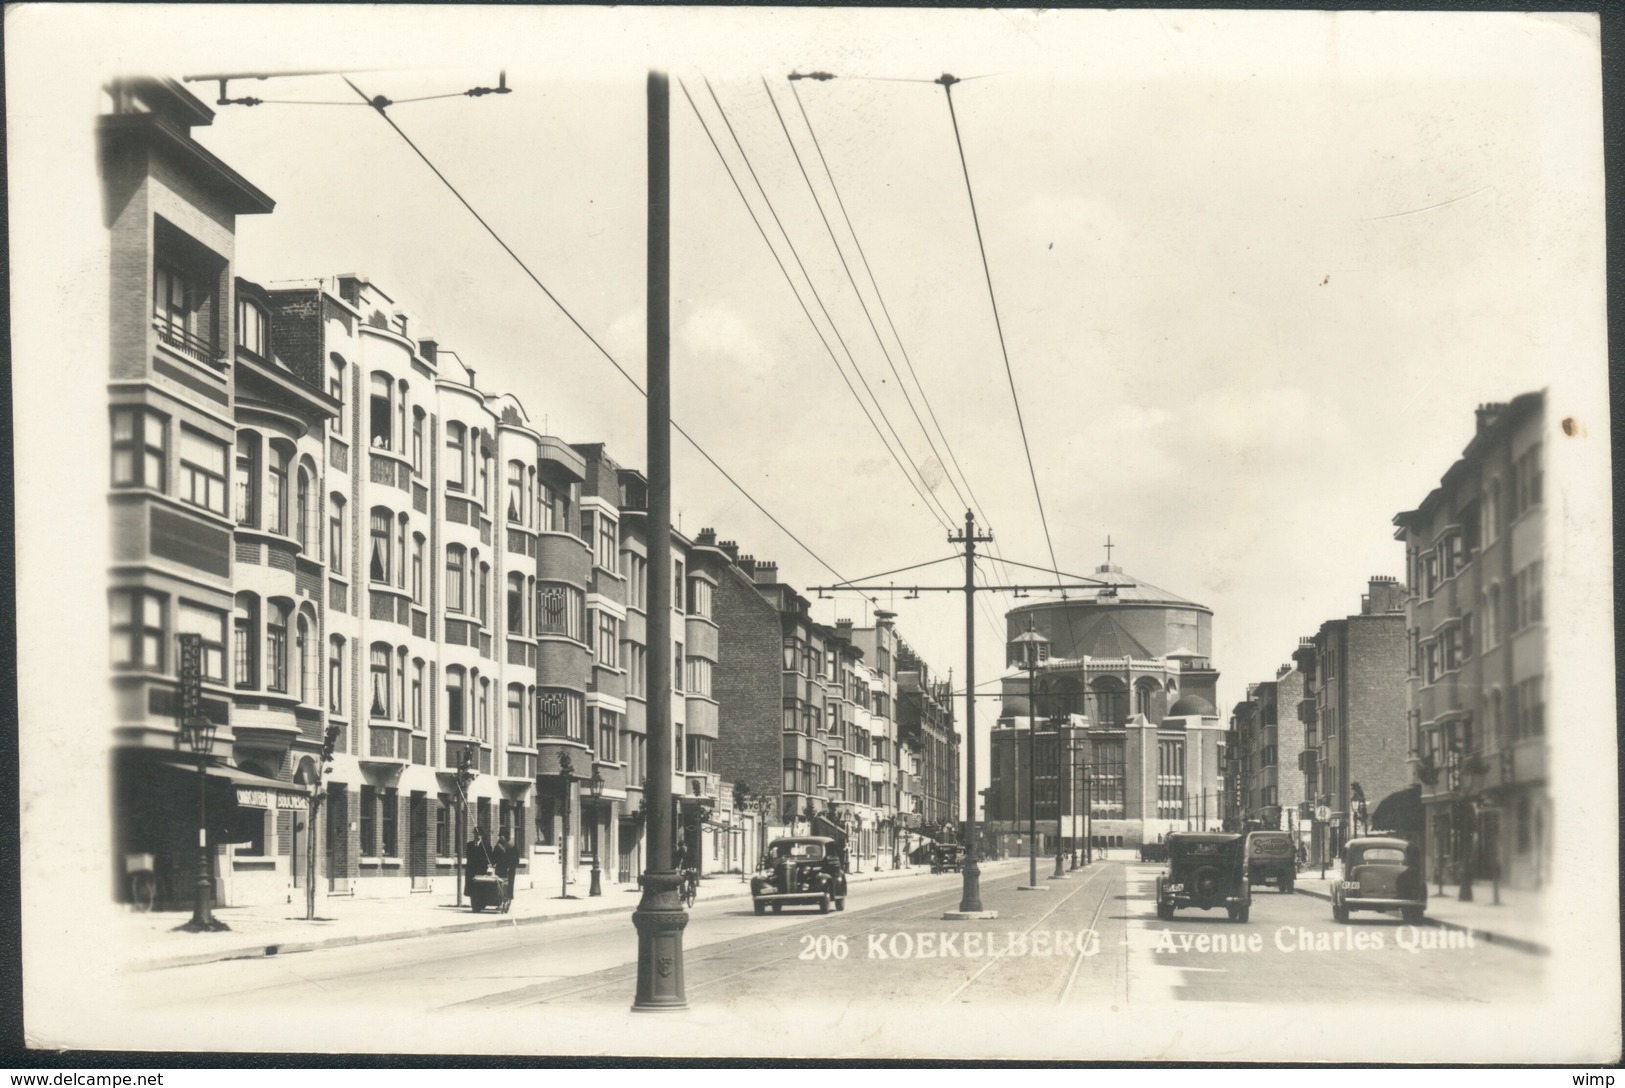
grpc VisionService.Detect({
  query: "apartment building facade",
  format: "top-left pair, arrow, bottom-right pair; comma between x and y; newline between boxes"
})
1392,393 -> 1550,891
1227,664 -> 1308,847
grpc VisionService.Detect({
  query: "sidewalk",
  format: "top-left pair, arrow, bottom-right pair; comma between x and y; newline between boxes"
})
1291,867 -> 1549,956
117,860 -> 1017,972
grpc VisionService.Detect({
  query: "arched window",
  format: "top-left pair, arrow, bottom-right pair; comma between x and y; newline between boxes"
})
295,611 -> 312,702
479,443 -> 492,509
1487,584 -> 1503,647
370,642 -> 391,718
396,647 -> 407,723
446,666 -> 466,734
396,380 -> 408,458
295,466 -> 311,550
234,593 -> 259,689
446,545 -> 466,612
411,659 -> 425,730
395,513 -> 407,590
329,494 -> 346,575
1136,679 -> 1159,720
477,558 -> 490,626
412,533 -> 426,603
1091,677 -> 1127,727
328,635 -> 345,715
446,422 -> 466,491
412,407 -> 425,472
370,372 -> 392,449
507,572 -> 525,634
507,460 -> 525,524
477,673 -> 491,741
370,507 -> 392,584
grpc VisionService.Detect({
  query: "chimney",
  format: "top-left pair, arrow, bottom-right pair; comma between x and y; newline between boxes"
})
737,554 -> 756,580
836,618 -> 854,637
1364,575 -> 1406,615
718,539 -> 740,563
695,527 -> 717,547
418,338 -> 438,365
1475,402 -> 1508,436
754,560 -> 778,585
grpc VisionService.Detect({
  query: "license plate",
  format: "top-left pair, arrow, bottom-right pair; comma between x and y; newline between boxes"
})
1168,884 -> 1184,892
1345,881 -> 1360,891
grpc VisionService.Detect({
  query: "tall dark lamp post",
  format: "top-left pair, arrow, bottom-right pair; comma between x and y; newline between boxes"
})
588,768 -> 604,897
175,717 -> 229,933
1013,621 -> 1048,890
1050,717 -> 1068,879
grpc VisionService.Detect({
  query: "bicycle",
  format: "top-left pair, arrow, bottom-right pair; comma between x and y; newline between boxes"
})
679,867 -> 698,909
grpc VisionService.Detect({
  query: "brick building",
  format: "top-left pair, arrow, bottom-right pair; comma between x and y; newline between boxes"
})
1291,577 -> 1409,863
1226,663 -> 1308,848
1393,393 -> 1550,891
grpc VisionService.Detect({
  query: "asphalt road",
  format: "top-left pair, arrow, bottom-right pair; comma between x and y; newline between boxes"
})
138,860 -> 1542,1014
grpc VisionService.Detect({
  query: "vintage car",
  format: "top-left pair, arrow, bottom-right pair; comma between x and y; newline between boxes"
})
1139,842 -> 1169,864
1154,832 -> 1251,922
751,836 -> 848,915
930,844 -> 964,874
1244,830 -> 1297,893
1331,836 -> 1426,923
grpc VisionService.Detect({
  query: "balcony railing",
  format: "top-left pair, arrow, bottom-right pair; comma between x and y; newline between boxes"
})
154,319 -> 221,364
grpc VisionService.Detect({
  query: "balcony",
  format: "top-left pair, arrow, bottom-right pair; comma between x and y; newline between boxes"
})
154,318 -> 222,366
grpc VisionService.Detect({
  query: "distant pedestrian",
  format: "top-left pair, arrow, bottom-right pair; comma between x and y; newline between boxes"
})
464,829 -> 491,898
493,831 -> 519,911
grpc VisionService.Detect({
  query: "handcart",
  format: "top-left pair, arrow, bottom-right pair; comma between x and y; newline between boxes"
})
470,873 -> 510,913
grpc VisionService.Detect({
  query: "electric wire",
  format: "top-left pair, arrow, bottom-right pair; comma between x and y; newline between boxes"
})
677,78 -> 954,538
697,77 -> 959,533
340,76 -> 854,588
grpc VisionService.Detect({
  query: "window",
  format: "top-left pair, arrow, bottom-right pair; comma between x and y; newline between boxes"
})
176,602 -> 226,681
370,372 -> 392,449
265,600 -> 289,693
154,264 -> 198,343
295,613 -> 314,702
537,583 -> 585,641
329,636 -> 345,715
446,546 -> 466,612
234,432 -> 260,527
1485,479 -> 1502,543
446,423 -> 466,491
540,480 -> 564,532
446,666 -> 466,733
395,648 -> 406,723
412,409 -> 425,473
479,445 -> 492,510
110,589 -> 165,670
267,445 -> 290,535
370,643 -> 391,718
1511,445 -> 1543,519
395,515 -> 407,591
295,467 -> 311,548
1136,680 -> 1157,719
478,560 -> 490,626
597,710 -> 620,762
370,508 -> 392,584
360,785 -> 377,857
177,427 -> 227,514
1514,561 -> 1544,631
478,676 -> 491,741
598,515 -> 618,571
1157,738 -> 1186,819
110,407 -> 165,490
1514,676 -> 1545,738
674,642 -> 684,692
329,495 -> 346,575
626,554 -> 647,610
412,660 -> 425,730
537,688 -> 584,740
686,657 -> 713,697
507,461 -> 525,524
595,611 -> 620,669
233,594 -> 258,688
396,383 -> 407,463
328,354 -> 346,436
236,298 -> 267,357
1486,584 -> 1503,647
436,794 -> 451,857
673,560 -> 685,607
508,573 -> 525,635
507,685 -> 526,746
412,534 -> 425,603
626,643 -> 647,698
579,509 -> 595,548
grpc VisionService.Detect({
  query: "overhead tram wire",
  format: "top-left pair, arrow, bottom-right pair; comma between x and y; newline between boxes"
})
934,74 -> 1084,656
784,74 -> 1024,634
696,77 -> 962,535
676,79 -> 954,539
337,76 -> 854,589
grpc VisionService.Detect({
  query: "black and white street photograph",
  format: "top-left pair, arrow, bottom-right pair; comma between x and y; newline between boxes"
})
7,3 -> 1619,1066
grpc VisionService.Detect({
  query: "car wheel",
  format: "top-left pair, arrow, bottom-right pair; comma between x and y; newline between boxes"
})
1156,902 -> 1174,921
1284,880 -> 1295,894
1333,902 -> 1349,924
1237,905 -> 1250,924
772,904 -> 782,913
819,895 -> 831,914
835,897 -> 846,912
754,901 -> 765,916
1402,906 -> 1424,924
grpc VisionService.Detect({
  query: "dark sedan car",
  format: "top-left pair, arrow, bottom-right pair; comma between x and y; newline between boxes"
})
1331,836 -> 1427,923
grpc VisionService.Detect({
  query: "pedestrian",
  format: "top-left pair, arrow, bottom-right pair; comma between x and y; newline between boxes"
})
464,828 -> 490,899
493,830 -> 518,912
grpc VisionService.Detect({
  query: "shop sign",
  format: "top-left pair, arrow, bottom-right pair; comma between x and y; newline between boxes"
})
236,787 -> 309,810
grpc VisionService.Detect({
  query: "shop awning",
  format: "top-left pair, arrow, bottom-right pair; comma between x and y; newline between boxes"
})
114,749 -> 307,848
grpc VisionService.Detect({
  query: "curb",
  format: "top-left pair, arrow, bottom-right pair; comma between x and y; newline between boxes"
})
129,864 -> 973,972
1292,884 -> 1549,956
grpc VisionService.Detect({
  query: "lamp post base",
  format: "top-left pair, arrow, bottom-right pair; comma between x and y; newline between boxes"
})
174,876 -> 229,933
590,865 -> 602,897
956,858 -> 984,913
1052,855 -> 1068,879
631,870 -> 688,1012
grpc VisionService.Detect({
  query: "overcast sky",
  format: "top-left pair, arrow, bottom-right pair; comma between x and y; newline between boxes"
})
12,4 -> 1607,786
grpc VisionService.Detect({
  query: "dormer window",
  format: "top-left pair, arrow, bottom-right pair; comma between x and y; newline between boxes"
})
236,298 -> 268,358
